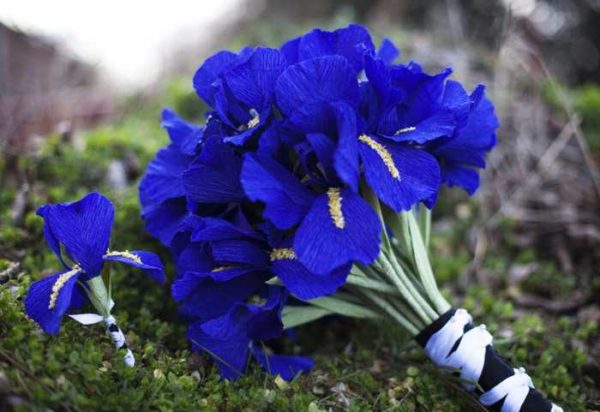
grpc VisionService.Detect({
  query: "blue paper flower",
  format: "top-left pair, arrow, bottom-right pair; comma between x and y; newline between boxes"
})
187,286 -> 313,380
25,192 -> 165,334
241,153 -> 382,275
194,47 -> 287,145
428,85 -> 499,194
172,214 -> 350,321
139,109 -> 204,245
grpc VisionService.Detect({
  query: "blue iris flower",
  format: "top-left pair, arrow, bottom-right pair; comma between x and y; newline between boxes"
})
194,47 -> 287,145
139,109 -> 204,245
171,215 -> 271,322
187,286 -> 313,380
428,85 -> 499,194
172,214 -> 350,321
241,153 -> 382,275
24,192 -> 164,334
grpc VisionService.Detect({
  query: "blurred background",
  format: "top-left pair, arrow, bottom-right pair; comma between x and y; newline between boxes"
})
1,0 -> 599,409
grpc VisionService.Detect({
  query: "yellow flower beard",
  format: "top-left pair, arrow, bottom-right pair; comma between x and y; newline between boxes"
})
327,188 -> 346,229
394,126 -> 416,135
269,248 -> 297,261
104,250 -> 142,264
48,267 -> 80,310
359,134 -> 401,180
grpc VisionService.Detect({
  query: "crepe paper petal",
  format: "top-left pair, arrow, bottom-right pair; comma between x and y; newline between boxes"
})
139,144 -> 194,215
272,256 -> 350,300
359,135 -> 440,211
275,55 -> 359,118
161,108 -> 203,155
252,345 -> 314,381
37,193 -> 114,278
187,314 -> 251,380
294,188 -> 381,274
104,250 -> 165,284
241,153 -> 314,229
24,268 -> 82,334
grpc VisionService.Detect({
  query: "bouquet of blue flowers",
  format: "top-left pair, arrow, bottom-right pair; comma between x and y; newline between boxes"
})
139,25 -> 563,411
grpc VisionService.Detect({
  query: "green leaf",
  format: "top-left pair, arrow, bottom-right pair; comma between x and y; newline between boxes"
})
305,296 -> 381,320
282,306 -> 332,329
346,273 -> 400,295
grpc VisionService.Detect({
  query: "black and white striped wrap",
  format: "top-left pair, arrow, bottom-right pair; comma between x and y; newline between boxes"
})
103,315 -> 135,367
415,309 -> 563,412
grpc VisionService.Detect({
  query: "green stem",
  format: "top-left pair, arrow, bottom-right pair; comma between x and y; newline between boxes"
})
405,212 -> 451,313
417,205 -> 431,251
83,276 -> 110,317
307,296 -> 381,320
375,253 -> 435,325
383,208 -> 414,260
362,183 -> 392,252
346,273 -> 401,295
362,290 -> 420,335
382,251 -> 439,322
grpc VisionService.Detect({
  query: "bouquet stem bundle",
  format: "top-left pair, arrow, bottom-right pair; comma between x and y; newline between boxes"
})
284,201 -> 562,411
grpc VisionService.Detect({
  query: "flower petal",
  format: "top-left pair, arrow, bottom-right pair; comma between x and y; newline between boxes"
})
377,38 -> 399,65
175,242 -> 214,275
380,65 -> 458,143
245,286 -> 287,341
187,313 -> 251,380
441,164 -> 480,195
37,193 -> 114,277
432,85 -> 499,168
142,197 -> 191,247
182,137 -> 245,203
103,250 -> 165,284
272,256 -> 350,300
24,269 -> 82,334
287,100 -> 360,191
40,216 -> 67,269
174,271 -> 264,321
252,346 -> 314,381
298,24 -> 375,73
332,101 -> 360,192
275,55 -> 359,118
223,47 -> 287,110
280,36 -> 300,64
211,239 -> 270,267
139,144 -> 194,216
294,188 -> 381,274
241,154 -> 314,229
193,50 -> 240,106
161,108 -> 203,155
191,217 -> 263,242
69,283 -> 89,309
359,135 -> 440,211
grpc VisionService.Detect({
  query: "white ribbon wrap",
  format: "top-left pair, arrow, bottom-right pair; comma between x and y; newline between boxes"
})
69,313 -> 135,367
424,309 -> 563,412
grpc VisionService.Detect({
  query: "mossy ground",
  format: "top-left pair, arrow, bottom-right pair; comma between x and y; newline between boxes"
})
1,86 -> 599,412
